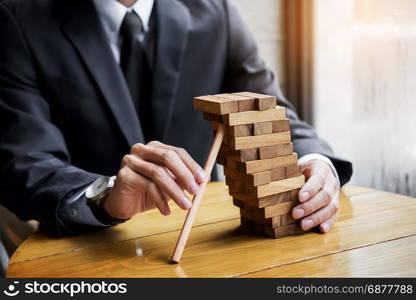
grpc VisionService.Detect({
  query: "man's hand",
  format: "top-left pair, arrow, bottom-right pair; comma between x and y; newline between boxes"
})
102,141 -> 206,219
292,159 -> 340,233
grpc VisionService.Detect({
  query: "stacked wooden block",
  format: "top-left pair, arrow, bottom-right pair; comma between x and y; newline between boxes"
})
193,92 -> 306,238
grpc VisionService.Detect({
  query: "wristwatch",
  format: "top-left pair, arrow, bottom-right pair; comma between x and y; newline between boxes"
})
86,176 -> 129,226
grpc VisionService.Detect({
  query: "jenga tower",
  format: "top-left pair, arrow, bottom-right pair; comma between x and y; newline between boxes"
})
193,92 -> 306,238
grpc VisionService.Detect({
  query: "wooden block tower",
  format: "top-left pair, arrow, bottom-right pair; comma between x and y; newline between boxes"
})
193,92 -> 306,238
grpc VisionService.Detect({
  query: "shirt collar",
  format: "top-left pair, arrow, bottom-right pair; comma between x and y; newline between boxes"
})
93,0 -> 155,42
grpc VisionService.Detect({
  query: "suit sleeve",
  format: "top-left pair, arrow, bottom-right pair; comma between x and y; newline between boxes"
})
222,0 -> 353,185
0,4 -> 106,236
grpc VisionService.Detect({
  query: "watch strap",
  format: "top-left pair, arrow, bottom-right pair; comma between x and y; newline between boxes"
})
86,199 -> 129,226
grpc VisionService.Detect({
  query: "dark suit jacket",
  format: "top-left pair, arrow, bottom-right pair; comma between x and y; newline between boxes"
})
0,0 -> 352,235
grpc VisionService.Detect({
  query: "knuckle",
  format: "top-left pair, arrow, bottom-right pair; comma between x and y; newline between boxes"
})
301,203 -> 313,215
321,188 -> 332,203
176,147 -> 187,156
131,143 -> 144,154
161,149 -> 176,163
313,214 -> 323,225
331,201 -> 340,214
147,140 -> 161,147
316,173 -> 326,185
121,155 -> 131,166
117,166 -> 131,181
150,167 -> 165,181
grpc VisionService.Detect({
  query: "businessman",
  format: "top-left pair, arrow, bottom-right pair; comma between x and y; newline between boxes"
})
0,0 -> 352,237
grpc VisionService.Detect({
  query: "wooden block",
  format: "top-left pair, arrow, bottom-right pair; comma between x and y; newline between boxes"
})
280,214 -> 297,226
253,222 -> 265,234
244,204 -> 273,221
233,198 -> 244,208
203,112 -> 222,122
222,107 -> 285,126
240,208 -> 281,228
225,177 -> 235,187
227,181 -> 244,194
238,148 -> 259,162
251,175 -> 305,198
216,149 -> 227,166
213,94 -> 252,101
226,156 -> 239,169
227,183 -> 240,194
216,155 -> 226,166
210,120 -> 222,131
235,149 -> 258,162
250,171 -> 272,186
262,201 -> 298,218
220,144 -> 258,162
240,216 -> 255,231
222,134 -> 229,146
237,153 -> 298,174
193,95 -> 238,115
211,93 -> 257,112
254,122 -> 273,136
230,191 -> 291,208
213,94 -> 255,111
264,223 -> 304,239
231,179 -> 247,194
229,132 -> 291,150
271,167 -> 285,181
234,92 -> 277,110
258,143 -> 294,160
227,124 -> 253,137
242,202 -> 255,213
219,144 -> 234,157
272,120 -> 290,133
290,189 -> 300,201
240,217 -> 266,235
286,164 -> 302,178
238,98 -> 256,111
235,181 -> 248,193
224,166 -> 271,186
243,201 -> 299,219
240,208 -> 263,223
271,216 -> 282,228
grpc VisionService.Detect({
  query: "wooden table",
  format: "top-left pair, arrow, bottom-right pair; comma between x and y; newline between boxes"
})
7,183 -> 416,277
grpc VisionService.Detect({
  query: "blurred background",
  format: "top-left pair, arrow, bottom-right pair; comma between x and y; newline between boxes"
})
233,0 -> 416,197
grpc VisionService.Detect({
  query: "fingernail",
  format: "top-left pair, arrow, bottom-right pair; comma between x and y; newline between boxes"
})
188,181 -> 199,195
300,192 -> 310,202
182,197 -> 192,209
302,219 -> 314,230
163,207 -> 171,216
195,170 -> 206,183
160,205 -> 169,216
322,223 -> 330,233
293,208 -> 305,219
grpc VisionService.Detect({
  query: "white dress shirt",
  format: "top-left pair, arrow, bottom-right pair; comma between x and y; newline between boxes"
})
92,0 -> 340,185
93,0 -> 154,64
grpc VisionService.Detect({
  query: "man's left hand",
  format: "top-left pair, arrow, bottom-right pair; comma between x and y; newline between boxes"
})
292,159 -> 340,233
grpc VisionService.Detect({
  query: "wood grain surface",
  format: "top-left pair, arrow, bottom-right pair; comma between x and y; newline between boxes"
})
7,183 -> 416,278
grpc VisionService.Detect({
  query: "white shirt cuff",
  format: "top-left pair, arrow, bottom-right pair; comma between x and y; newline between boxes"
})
297,153 -> 340,187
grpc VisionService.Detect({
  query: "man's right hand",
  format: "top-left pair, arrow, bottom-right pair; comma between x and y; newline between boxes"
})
102,141 -> 206,219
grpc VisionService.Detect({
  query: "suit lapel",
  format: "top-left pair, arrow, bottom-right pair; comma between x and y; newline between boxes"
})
151,0 -> 191,140
61,0 -> 144,147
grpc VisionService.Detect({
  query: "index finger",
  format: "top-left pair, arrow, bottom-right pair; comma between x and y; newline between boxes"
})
131,144 -> 199,195
147,141 -> 206,183
298,173 -> 325,202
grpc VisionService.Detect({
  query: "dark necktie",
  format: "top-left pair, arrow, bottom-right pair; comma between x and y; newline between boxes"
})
120,11 -> 153,141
